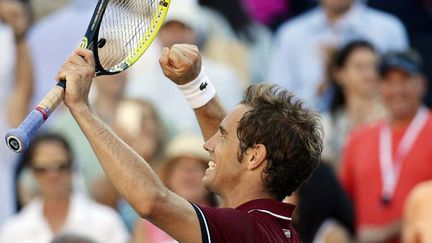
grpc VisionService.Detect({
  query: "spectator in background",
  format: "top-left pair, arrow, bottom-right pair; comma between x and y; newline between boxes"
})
0,0 -> 33,226
132,133 -> 217,243
50,73 -> 128,192
50,74 -> 140,230
340,51 -> 432,243
93,98 -> 167,230
368,0 -> 432,107
268,0 -> 408,110
113,98 -> 166,168
284,163 -> 354,243
321,40 -> 385,172
403,180 -> 432,243
30,0 -> 69,21
28,0 -> 96,109
127,1 -> 243,134
199,0 -> 272,84
0,133 -> 129,243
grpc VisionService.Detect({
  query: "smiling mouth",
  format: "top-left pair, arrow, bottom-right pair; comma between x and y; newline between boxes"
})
206,160 -> 216,172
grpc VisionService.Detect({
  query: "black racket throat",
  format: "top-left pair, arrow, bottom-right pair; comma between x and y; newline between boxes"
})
80,0 -> 119,77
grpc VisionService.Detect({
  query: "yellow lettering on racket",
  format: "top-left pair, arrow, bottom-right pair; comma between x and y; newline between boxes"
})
80,37 -> 88,48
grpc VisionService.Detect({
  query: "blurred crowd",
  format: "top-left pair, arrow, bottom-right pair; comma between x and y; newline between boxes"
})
1,0 -> 432,242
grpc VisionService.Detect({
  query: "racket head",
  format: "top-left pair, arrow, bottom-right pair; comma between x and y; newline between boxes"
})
82,0 -> 170,76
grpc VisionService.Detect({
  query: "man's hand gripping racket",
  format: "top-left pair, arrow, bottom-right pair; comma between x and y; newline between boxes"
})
5,0 -> 170,152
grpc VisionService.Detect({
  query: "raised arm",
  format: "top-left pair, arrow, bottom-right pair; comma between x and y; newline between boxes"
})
159,44 -> 226,141
0,1 -> 34,127
58,48 -> 201,243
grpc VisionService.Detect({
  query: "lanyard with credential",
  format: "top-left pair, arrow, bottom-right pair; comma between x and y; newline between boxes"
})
379,107 -> 429,205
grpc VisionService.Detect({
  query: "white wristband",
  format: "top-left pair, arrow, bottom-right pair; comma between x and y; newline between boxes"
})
177,70 -> 216,109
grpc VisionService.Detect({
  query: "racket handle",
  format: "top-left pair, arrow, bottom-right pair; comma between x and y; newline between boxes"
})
5,81 -> 65,153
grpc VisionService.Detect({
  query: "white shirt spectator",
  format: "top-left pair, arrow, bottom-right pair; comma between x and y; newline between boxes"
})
0,23 -> 18,228
0,194 -> 129,243
267,2 -> 408,109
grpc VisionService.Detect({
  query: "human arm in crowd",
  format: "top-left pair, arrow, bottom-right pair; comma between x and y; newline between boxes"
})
58,44 -> 223,243
357,221 -> 401,243
0,0 -> 33,127
402,181 -> 432,243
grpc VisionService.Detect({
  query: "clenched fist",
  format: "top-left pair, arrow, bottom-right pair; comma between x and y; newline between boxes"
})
55,48 -> 95,109
159,44 -> 202,85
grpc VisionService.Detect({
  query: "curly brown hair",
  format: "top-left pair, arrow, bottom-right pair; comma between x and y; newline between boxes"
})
237,84 -> 323,200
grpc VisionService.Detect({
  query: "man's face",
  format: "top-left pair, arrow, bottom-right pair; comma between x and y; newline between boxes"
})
379,69 -> 424,120
203,105 -> 250,195
31,140 -> 72,198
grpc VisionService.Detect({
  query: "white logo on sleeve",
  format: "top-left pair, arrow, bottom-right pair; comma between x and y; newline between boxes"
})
283,229 -> 291,238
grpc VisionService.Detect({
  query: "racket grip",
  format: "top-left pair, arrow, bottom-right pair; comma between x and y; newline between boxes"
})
5,82 -> 65,153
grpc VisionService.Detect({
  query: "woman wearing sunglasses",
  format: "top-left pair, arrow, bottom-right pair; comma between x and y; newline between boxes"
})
0,133 -> 129,243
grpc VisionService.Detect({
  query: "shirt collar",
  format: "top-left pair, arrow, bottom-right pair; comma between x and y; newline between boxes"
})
236,199 -> 295,220
311,1 -> 366,32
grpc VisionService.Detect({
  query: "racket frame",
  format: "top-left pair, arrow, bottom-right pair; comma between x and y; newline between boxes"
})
5,0 -> 170,152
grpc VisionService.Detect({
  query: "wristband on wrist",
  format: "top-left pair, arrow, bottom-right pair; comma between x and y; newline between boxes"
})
177,70 -> 216,109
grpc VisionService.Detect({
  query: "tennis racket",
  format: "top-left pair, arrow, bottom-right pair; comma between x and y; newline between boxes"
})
5,0 -> 170,153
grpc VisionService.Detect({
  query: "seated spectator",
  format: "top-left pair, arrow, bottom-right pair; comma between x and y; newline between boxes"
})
321,40 -> 386,172
368,0 -> 432,107
94,98 -> 166,205
0,133 -> 129,243
92,98 -> 167,230
268,0 -> 408,109
113,98 -> 166,167
340,51 -> 432,242
50,73 -> 128,191
132,133 -> 217,243
402,181 -> 432,243
0,0 -> 33,226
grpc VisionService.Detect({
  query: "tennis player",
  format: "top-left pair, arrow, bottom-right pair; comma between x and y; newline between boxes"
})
56,44 -> 323,243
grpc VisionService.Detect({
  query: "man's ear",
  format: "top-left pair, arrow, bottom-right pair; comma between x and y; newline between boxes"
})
246,144 -> 267,170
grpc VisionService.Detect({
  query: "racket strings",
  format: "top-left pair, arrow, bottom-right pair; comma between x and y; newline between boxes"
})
98,0 -> 160,72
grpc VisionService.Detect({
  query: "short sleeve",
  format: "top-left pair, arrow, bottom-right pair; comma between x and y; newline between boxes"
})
191,204 -> 261,243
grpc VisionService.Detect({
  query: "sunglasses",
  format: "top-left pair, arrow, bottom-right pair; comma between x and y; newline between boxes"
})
31,162 -> 71,174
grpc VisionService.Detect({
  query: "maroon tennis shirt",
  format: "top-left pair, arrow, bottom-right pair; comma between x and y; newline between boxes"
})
191,199 -> 300,243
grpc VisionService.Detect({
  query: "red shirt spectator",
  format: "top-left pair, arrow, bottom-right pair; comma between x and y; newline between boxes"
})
341,117 -> 432,228
340,51 -> 432,242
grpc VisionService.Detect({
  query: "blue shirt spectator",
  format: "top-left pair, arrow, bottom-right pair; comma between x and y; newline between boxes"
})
267,0 -> 408,110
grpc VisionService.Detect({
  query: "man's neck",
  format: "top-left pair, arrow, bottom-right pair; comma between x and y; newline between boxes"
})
43,195 -> 71,234
389,109 -> 419,129
43,193 -> 71,211
220,186 -> 274,208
